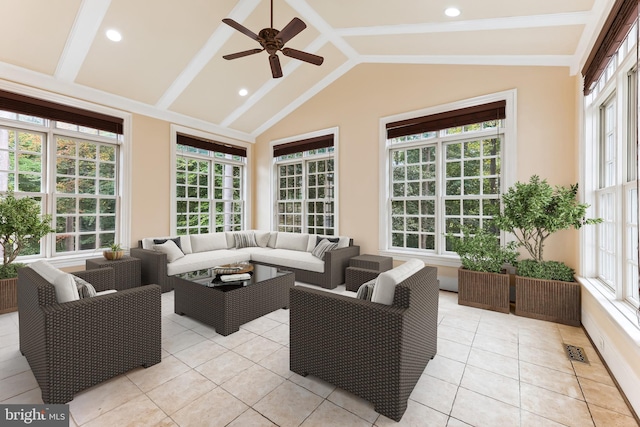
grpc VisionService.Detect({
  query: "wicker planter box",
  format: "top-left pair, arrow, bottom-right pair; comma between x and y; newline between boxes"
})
457,267 -> 510,313
515,276 -> 580,326
0,277 -> 18,314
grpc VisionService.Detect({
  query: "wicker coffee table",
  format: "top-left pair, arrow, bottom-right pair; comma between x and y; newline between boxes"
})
172,263 -> 294,336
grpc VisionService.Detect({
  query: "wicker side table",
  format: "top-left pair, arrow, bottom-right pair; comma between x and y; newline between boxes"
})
86,256 -> 141,290
345,254 -> 393,292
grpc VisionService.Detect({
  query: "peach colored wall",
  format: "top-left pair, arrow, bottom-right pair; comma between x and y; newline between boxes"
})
254,63 -> 580,276
129,114 -> 171,247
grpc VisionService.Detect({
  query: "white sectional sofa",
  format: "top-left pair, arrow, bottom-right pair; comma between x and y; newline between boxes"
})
130,230 -> 360,292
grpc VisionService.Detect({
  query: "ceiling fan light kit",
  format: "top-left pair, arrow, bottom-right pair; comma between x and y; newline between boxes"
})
222,0 -> 324,78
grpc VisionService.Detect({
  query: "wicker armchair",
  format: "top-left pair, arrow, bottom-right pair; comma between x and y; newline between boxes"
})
18,266 -> 162,404
289,265 -> 439,422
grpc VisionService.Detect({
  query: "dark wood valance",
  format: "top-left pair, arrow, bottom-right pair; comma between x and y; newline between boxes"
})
582,0 -> 639,95
386,100 -> 506,139
177,133 -> 246,157
0,89 -> 123,134
273,134 -> 334,157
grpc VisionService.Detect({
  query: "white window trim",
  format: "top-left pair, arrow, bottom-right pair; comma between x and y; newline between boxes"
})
580,43 -> 640,331
0,80 -> 132,269
270,127 -> 340,234
170,124 -> 253,234
378,89 -> 517,267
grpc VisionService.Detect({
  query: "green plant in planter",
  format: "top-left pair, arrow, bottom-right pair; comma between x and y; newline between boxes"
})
493,175 -> 602,281
0,191 -> 54,279
450,226 -> 518,273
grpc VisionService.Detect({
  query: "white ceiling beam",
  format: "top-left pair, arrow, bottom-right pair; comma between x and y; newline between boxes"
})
360,54 -> 574,68
155,0 -> 262,110
55,0 -> 112,82
336,12 -> 591,37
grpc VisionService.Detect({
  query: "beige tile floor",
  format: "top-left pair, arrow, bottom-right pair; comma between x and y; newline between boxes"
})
1,286 -> 639,427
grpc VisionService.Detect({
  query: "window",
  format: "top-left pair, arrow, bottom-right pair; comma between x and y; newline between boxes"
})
174,133 -> 246,234
380,93 -> 515,264
0,89 -> 125,260
584,16 -> 638,308
273,131 -> 337,235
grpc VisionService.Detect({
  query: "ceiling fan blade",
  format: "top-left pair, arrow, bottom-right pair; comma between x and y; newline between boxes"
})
269,54 -> 283,78
281,48 -> 324,66
222,48 -> 263,60
222,18 -> 259,41
275,17 -> 306,45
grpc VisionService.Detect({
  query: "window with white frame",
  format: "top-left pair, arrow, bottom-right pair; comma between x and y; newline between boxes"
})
0,94 -> 124,259
273,132 -> 336,235
584,20 -> 639,308
175,134 -> 246,235
381,94 -> 515,262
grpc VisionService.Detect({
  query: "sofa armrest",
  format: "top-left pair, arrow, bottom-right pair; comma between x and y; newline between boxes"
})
324,245 -> 360,287
130,247 -> 171,292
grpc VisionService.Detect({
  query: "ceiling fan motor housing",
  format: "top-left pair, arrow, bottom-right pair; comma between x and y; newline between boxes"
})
258,28 -> 283,55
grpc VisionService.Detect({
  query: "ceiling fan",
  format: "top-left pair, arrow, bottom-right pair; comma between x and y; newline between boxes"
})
222,0 -> 324,78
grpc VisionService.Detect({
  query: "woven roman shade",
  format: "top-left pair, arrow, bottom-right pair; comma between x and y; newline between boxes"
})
273,134 -> 334,157
386,100 -> 506,139
0,89 -> 123,134
582,0 -> 639,95
177,133 -> 246,157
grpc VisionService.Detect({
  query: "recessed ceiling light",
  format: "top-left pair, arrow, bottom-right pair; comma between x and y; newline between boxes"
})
238,88 -> 248,97
106,29 -> 122,42
445,7 -> 461,17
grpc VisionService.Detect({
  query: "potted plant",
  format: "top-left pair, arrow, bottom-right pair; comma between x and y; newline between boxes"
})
0,191 -> 54,313
450,226 -> 518,313
103,243 -> 125,260
493,175 -> 601,325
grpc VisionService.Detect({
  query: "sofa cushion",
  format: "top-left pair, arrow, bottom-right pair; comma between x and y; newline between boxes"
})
267,232 -> 278,248
166,250 -> 250,276
153,237 -> 183,253
153,240 -> 185,263
29,260 -> 64,284
371,259 -> 424,305
251,249 -> 325,273
254,231 -> 271,248
234,231 -> 258,248
312,239 -> 338,260
275,232 -> 309,252
191,233 -> 228,253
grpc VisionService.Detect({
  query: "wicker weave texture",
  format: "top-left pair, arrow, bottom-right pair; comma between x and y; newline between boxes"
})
290,266 -> 439,421
174,270 -> 294,335
0,277 -> 17,314
457,268 -> 511,313
86,256 -> 142,290
18,267 -> 161,404
345,267 -> 379,292
349,254 -> 393,271
515,276 -> 581,326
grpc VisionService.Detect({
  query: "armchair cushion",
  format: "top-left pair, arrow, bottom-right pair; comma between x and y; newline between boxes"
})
30,260 -> 80,303
371,258 -> 424,305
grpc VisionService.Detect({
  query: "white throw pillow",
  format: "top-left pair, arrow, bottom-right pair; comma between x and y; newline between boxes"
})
254,231 -> 271,248
371,258 -> 424,305
53,273 -> 81,303
153,239 -> 185,263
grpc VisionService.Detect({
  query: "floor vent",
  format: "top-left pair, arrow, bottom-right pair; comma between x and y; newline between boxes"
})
565,344 -> 589,363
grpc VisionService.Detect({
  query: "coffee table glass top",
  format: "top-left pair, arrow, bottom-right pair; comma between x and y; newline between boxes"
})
174,262 -> 291,292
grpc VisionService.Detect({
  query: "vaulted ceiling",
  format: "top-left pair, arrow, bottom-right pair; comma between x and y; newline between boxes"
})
0,0 -> 607,142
